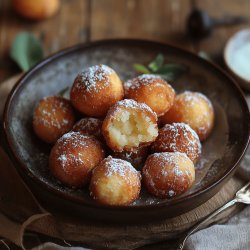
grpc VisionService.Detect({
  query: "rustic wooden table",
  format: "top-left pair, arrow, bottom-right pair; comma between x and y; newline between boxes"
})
0,0 -> 250,83
0,0 -> 250,249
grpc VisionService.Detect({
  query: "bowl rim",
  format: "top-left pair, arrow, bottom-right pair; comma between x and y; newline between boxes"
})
224,28 -> 250,84
3,38 -> 250,211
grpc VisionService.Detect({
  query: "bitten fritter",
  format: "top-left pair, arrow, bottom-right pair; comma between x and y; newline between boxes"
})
102,99 -> 158,152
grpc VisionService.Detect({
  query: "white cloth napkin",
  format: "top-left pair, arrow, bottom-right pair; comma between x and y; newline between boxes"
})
185,205 -> 250,250
32,243 -> 90,250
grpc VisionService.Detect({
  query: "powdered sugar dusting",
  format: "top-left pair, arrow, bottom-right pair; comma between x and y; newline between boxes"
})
144,152 -> 187,180
72,117 -> 102,138
175,91 -> 214,137
53,132 -> 104,174
33,96 -> 75,130
114,99 -> 157,118
124,74 -> 162,90
152,152 -> 189,168
180,91 -> 213,110
112,146 -> 148,168
59,131 -> 92,148
142,152 -> 194,198
102,156 -> 138,177
124,74 -> 172,95
152,122 -> 201,162
73,64 -> 113,94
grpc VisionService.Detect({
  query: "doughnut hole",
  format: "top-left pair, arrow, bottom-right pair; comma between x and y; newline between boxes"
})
49,132 -> 105,188
72,117 -> 103,140
33,96 -> 76,144
124,74 -> 175,116
90,156 -> 141,206
142,152 -> 195,198
12,0 -> 59,20
161,91 -> 214,141
152,123 -> 201,163
70,64 -> 124,117
112,146 -> 149,169
102,99 -> 158,152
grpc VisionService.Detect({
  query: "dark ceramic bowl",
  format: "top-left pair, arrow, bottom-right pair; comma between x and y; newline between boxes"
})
3,39 -> 250,224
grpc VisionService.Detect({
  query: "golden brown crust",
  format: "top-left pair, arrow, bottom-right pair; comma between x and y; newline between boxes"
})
161,91 -> 214,141
49,132 -> 105,188
142,152 -> 195,198
72,117 -> 103,141
70,65 -> 124,117
151,123 -> 201,163
89,156 -> 141,206
102,99 -> 158,152
112,146 -> 149,169
124,74 -> 175,116
33,96 -> 76,144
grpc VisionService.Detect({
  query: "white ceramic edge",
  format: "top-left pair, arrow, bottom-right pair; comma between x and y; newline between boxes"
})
224,28 -> 250,90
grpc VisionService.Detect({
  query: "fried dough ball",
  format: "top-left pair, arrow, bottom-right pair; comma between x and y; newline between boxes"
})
161,91 -> 214,141
72,117 -> 103,140
102,99 -> 158,152
124,74 -> 175,116
12,0 -> 59,21
33,96 -> 76,144
70,65 -> 124,117
90,156 -> 141,206
142,152 -> 195,198
152,123 -> 201,163
49,132 -> 105,188
112,146 -> 149,169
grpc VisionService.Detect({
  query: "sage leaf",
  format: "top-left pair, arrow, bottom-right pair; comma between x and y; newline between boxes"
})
156,64 -> 187,81
58,86 -> 70,99
148,53 -> 164,72
133,64 -> 150,74
157,73 -> 178,82
10,32 -> 44,71
198,51 -> 212,62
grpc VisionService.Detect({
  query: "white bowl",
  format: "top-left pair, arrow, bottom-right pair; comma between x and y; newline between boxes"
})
224,29 -> 250,90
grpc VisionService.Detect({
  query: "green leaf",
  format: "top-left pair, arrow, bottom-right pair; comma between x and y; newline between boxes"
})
148,53 -> 164,72
10,32 -> 44,71
198,51 -> 212,62
133,64 -> 151,74
156,64 -> 188,82
157,73 -> 177,82
58,86 -> 70,98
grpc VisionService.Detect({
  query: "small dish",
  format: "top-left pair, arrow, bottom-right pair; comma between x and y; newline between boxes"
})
3,39 -> 250,223
224,28 -> 250,90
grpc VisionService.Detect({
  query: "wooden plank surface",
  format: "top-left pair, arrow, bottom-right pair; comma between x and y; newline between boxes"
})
195,0 -> 250,58
90,0 -> 192,50
0,0 -> 250,82
0,0 -> 250,81
0,0 -> 90,82
0,1 -> 250,248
